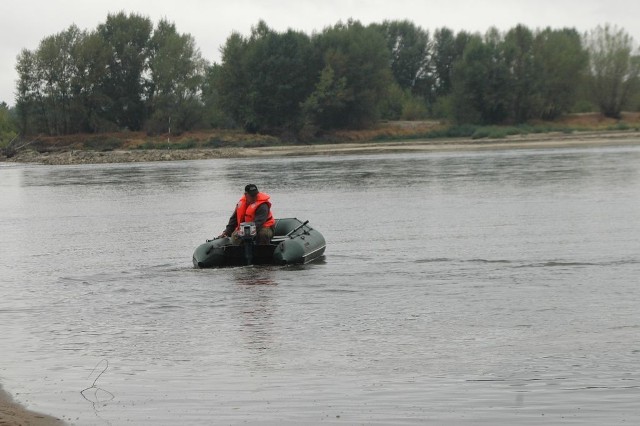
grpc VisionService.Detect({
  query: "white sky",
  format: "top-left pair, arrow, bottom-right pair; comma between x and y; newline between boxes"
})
1,0 -> 639,106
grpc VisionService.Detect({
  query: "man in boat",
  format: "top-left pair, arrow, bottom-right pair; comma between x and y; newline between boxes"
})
219,184 -> 276,245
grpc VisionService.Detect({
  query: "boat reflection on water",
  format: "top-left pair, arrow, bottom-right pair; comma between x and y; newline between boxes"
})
232,266 -> 277,286
231,267 -> 279,356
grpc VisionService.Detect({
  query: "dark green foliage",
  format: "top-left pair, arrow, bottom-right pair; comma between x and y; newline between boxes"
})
146,19 -> 206,135
0,103 -> 19,157
97,12 -> 153,131
451,26 -> 592,125
300,64 -> 350,130
15,26 -> 86,135
245,23 -> 318,133
216,21 -> 318,134
432,28 -> 457,97
201,64 -> 234,129
534,28 -> 588,119
372,21 -> 432,97
371,21 -> 437,118
15,13 -> 206,137
70,31 -> 117,132
0,102 -> 17,138
452,31 -> 511,124
215,32 -> 250,130
503,25 -> 540,123
305,20 -> 393,130
217,19 -> 394,137
12,17 -> 635,141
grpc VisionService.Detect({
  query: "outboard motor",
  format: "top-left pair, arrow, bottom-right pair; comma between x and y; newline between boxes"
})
237,222 -> 257,264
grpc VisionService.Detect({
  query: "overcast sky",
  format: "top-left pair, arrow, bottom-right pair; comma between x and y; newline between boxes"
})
1,0 -> 639,106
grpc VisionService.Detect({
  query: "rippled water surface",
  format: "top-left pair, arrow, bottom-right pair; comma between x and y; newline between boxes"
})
1,145 -> 640,425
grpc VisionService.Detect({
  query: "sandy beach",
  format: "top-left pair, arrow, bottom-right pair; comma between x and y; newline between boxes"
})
2,130 -> 640,166
0,387 -> 65,426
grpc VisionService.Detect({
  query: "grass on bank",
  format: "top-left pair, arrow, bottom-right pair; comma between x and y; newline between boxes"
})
373,121 -> 639,142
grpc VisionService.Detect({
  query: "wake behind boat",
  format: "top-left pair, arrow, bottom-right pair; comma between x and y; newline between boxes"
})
193,217 -> 326,268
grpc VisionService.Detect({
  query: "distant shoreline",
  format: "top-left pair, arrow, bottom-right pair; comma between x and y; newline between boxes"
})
2,130 -> 640,166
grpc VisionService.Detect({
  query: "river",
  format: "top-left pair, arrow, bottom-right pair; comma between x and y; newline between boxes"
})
1,145 -> 639,425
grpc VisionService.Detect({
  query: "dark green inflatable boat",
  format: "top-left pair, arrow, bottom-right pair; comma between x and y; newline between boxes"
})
193,218 -> 326,268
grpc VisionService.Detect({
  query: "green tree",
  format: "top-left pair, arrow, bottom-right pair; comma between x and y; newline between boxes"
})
370,20 -> 435,118
245,22 -> 318,134
534,28 -> 588,119
38,26 -> 82,134
14,26 -> 84,135
216,21 -> 318,134
201,63 -> 233,128
146,19 -> 207,134
308,20 -> 392,129
503,25 -> 540,123
0,102 -> 18,148
300,64 -> 349,132
15,13 -> 207,135
584,24 -> 640,118
216,32 -> 251,130
431,29 -> 472,118
69,30 -> 115,132
372,21 -> 432,96
15,48 -> 41,134
630,55 -> 640,111
432,28 -> 456,97
97,12 -> 153,130
451,29 -> 511,124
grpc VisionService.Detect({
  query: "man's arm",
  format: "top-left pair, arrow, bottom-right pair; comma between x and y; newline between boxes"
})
222,210 -> 237,236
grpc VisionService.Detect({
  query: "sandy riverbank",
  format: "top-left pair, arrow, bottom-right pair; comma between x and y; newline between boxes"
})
2,130 -> 640,166
0,387 -> 65,426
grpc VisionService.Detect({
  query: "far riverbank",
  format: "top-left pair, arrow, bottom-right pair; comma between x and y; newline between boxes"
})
2,130 -> 640,166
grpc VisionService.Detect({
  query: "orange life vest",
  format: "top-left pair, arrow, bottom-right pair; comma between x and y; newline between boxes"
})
235,192 -> 275,229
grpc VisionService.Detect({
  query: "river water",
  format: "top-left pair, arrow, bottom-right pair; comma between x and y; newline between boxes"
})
1,145 -> 639,425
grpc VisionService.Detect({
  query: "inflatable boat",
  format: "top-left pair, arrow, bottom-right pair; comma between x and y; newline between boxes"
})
193,218 -> 326,268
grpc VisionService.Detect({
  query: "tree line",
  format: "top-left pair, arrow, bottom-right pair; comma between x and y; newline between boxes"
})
5,12 -> 640,142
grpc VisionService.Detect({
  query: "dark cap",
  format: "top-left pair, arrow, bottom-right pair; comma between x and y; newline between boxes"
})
244,184 -> 259,195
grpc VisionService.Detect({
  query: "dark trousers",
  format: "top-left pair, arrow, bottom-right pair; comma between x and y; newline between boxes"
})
230,226 -> 274,245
